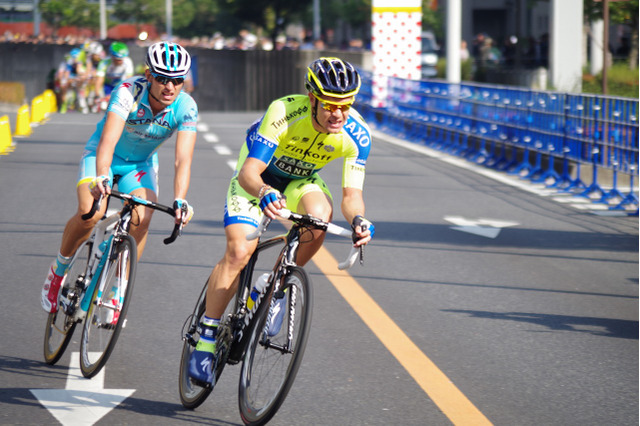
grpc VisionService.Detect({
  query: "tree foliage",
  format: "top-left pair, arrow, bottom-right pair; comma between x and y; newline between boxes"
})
584,0 -> 638,70
422,0 -> 443,40
39,0 -> 100,35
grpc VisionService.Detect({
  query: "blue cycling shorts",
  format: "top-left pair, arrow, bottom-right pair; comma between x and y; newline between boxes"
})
77,150 -> 159,195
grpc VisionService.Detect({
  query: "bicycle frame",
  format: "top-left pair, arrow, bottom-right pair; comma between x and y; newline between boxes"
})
78,212 -> 120,313
66,191 -> 180,320
179,208 -> 362,416
226,211 -> 358,363
225,235 -> 286,364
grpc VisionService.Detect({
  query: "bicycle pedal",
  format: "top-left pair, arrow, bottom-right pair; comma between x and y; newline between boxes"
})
183,334 -> 197,346
274,290 -> 285,299
190,377 -> 213,389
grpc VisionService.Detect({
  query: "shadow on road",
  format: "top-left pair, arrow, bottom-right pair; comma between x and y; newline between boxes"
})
443,309 -> 639,339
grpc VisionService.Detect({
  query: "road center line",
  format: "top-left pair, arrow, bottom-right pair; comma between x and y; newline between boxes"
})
313,247 -> 492,426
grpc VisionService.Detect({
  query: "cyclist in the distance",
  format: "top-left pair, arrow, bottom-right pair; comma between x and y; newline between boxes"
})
188,57 -> 375,385
54,47 -> 88,113
93,41 -> 135,112
41,41 -> 198,314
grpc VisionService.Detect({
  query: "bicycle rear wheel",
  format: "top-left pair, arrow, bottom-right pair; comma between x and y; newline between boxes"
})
238,266 -> 313,426
43,241 -> 91,365
80,234 -> 137,378
179,281 -> 237,409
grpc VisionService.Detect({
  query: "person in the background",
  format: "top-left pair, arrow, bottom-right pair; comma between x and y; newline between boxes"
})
460,40 -> 470,61
55,47 -> 88,113
83,41 -> 106,112
183,68 -> 194,94
93,41 -> 135,112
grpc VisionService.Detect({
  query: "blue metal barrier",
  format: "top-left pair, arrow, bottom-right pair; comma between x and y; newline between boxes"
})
356,71 -> 638,213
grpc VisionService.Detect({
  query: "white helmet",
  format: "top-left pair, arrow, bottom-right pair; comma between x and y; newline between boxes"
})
88,41 -> 104,56
146,41 -> 191,78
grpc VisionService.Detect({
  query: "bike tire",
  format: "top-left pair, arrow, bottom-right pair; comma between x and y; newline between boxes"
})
79,234 -> 137,378
238,266 -> 313,426
179,281 -> 236,409
43,241 -> 92,365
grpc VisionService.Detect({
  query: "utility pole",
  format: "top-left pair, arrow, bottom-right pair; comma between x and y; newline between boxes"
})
166,0 -> 173,40
33,0 -> 40,37
100,0 -> 107,40
313,0 -> 321,41
602,0 -> 609,94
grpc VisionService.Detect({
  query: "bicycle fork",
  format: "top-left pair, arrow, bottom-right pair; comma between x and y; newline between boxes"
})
260,272 -> 297,354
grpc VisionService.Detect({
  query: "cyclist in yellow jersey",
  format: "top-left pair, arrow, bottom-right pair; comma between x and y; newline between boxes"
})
189,57 -> 375,385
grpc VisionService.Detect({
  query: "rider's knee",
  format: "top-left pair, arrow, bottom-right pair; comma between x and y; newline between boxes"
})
225,240 -> 254,267
77,211 -> 100,228
304,203 -> 333,222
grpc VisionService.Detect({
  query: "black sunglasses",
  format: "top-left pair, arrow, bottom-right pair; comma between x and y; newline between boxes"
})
151,73 -> 185,86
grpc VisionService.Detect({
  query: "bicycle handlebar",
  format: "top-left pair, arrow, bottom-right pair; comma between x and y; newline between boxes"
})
81,189 -> 184,245
246,208 -> 362,270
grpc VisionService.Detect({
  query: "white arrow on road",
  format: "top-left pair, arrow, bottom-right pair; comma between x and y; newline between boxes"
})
444,216 -> 519,239
31,352 -> 135,426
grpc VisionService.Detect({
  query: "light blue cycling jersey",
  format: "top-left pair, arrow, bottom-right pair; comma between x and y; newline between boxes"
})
84,76 -> 198,162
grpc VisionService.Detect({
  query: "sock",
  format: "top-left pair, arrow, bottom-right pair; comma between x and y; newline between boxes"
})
54,253 -> 72,276
196,316 -> 220,353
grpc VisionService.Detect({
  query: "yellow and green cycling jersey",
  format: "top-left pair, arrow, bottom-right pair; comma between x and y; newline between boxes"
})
224,94 -> 372,228
246,94 -> 371,191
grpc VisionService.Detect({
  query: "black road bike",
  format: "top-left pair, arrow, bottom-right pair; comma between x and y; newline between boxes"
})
178,209 -> 362,425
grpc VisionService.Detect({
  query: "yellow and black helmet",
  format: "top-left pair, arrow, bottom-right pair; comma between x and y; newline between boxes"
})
305,57 -> 361,99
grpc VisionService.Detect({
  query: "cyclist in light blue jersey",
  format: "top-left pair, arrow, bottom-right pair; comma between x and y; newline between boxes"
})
42,41 -> 198,314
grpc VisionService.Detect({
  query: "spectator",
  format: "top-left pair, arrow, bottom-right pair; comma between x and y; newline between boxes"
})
460,40 -> 470,61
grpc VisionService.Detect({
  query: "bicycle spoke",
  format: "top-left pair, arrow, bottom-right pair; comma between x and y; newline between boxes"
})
179,282 -> 237,409
80,235 -> 136,378
239,267 -> 313,425
43,241 -> 91,365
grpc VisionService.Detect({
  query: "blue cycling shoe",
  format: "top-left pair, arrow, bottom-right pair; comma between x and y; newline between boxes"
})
188,322 -> 218,386
188,341 -> 216,386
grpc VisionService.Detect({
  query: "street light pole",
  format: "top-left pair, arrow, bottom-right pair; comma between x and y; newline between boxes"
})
602,0 -> 609,94
313,0 -> 321,41
100,0 -> 107,40
166,0 -> 172,40
33,0 -> 40,37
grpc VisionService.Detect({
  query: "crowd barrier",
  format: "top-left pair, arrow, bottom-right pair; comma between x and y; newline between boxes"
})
356,72 -> 639,213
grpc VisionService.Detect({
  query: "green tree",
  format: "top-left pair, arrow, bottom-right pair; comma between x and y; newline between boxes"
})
220,0 -> 311,40
176,0 -> 226,39
113,0 -> 197,38
584,0 -> 638,69
39,0 -> 100,36
422,0 -> 443,41
112,0 -> 159,30
609,0 -> 638,69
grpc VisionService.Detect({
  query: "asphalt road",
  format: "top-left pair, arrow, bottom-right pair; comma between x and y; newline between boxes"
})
0,110 -> 637,426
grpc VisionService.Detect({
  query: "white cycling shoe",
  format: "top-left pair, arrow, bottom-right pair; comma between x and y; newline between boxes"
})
41,261 -> 65,314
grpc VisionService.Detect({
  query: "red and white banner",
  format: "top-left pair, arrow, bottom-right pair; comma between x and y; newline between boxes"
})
371,0 -> 422,107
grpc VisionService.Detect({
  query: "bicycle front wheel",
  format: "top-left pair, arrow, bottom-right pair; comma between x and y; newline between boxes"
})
43,241 -> 91,365
238,266 -> 313,426
80,234 -> 137,378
